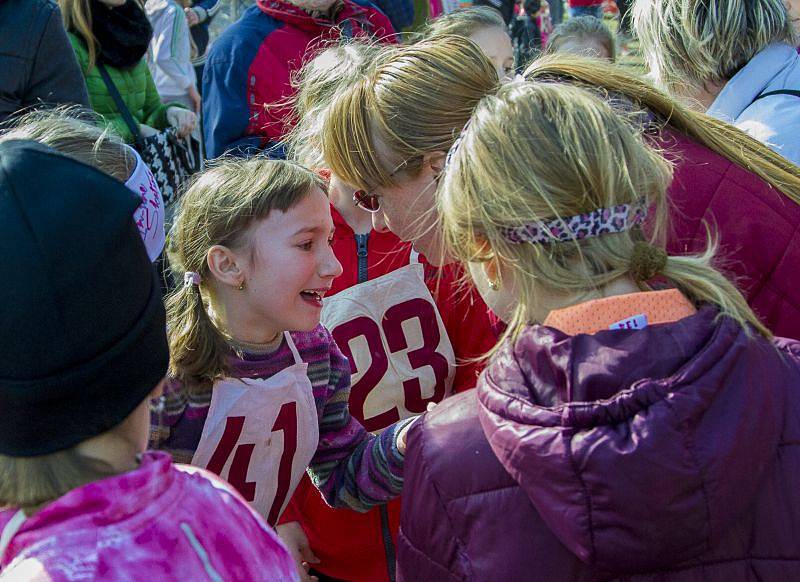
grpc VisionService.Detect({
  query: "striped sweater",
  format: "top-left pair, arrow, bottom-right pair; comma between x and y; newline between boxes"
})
150,324 -> 410,513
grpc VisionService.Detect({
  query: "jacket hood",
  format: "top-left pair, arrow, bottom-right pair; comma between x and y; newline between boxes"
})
478,307 -> 798,573
256,0 -> 374,34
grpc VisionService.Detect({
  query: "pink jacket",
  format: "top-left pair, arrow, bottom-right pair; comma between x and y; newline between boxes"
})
0,452 -> 298,581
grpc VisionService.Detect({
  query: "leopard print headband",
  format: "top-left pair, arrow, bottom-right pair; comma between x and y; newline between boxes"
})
500,198 -> 649,245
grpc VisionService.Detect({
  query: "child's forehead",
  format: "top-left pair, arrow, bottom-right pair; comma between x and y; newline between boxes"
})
256,188 -> 333,235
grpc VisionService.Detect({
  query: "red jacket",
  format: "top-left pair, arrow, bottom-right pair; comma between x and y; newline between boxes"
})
202,0 -> 394,158
280,205 -> 497,581
660,130 -> 800,339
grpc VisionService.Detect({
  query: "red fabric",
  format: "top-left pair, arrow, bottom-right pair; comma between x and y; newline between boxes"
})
659,130 -> 800,340
280,205 -> 497,581
248,0 -> 395,145
567,0 -> 603,6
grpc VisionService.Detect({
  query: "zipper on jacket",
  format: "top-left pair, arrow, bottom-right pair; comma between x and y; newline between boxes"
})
355,233 -> 369,284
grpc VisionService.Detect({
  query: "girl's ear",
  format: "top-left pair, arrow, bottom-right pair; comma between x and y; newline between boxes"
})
207,245 -> 245,289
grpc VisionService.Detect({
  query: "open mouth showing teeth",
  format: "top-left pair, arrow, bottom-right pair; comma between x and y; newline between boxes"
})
300,290 -> 325,305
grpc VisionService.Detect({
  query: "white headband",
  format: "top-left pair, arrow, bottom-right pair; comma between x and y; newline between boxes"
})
124,145 -> 165,262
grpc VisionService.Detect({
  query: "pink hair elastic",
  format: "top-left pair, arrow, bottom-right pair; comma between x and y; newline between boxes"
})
184,272 -> 202,287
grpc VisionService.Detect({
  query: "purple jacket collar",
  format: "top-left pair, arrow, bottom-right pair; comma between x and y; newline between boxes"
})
478,307 -> 799,572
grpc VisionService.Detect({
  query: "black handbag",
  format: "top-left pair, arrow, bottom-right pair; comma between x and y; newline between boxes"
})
97,63 -> 199,209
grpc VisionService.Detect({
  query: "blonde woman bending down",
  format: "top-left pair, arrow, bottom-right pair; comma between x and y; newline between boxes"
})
633,0 -> 800,165
397,82 -> 800,581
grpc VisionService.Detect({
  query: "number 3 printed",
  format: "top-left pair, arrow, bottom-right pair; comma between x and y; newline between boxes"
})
205,401 -> 298,525
332,298 -> 450,432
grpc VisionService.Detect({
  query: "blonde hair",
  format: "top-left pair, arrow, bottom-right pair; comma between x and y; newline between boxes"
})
440,82 -> 770,349
522,54 -> 800,207
321,35 -> 498,192
285,39 -> 384,168
546,15 -> 617,61
167,158 -> 324,395
421,5 -> 506,39
633,0 -> 795,94
0,107 -> 134,181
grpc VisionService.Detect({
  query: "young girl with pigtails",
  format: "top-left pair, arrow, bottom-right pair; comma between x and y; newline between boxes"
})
150,158 -> 415,568
397,81 -> 800,580
277,37 -> 498,582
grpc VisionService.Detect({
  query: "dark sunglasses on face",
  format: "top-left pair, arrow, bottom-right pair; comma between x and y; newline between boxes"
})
353,188 -> 381,213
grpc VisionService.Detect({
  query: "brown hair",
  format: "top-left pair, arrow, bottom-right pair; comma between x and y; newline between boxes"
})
167,157 -> 324,395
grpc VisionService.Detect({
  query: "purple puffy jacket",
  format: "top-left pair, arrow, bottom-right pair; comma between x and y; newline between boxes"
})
398,308 -> 800,580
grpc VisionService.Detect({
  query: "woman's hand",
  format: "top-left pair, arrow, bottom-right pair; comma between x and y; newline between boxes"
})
166,106 -> 197,138
276,521 -> 320,582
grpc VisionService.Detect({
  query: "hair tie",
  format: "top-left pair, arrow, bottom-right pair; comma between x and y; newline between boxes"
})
630,242 -> 667,281
184,271 -> 201,287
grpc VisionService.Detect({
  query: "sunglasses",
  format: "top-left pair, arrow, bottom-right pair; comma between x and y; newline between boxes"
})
352,160 -> 413,214
353,188 -> 381,213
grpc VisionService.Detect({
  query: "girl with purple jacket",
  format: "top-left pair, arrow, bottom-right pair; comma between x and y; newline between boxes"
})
398,82 -> 800,580
0,140 -> 296,581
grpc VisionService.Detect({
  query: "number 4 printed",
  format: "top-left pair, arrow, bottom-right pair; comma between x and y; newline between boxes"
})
204,402 -> 299,525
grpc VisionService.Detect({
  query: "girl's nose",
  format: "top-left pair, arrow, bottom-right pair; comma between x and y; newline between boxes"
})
321,246 -> 343,279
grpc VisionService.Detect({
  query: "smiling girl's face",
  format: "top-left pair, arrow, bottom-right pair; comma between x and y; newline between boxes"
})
233,187 -> 343,337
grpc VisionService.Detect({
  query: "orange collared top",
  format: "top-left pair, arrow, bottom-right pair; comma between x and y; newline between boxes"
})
543,288 -> 697,336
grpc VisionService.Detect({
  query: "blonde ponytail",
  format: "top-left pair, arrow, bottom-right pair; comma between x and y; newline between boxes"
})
440,81 -> 772,349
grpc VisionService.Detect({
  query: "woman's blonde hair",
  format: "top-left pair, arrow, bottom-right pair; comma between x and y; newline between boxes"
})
522,54 -> 800,207
320,34 -> 498,192
167,157 -> 324,395
420,5 -> 506,40
440,82 -> 770,349
285,39 -> 384,168
0,107 -> 134,181
0,449 -> 116,514
633,0 -> 795,94
59,0 -> 98,70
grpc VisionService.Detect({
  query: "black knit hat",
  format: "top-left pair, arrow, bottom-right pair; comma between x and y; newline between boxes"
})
0,140 -> 169,457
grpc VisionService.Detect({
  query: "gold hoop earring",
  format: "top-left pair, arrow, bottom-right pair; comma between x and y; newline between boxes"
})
487,278 -> 500,291
238,280 -> 245,291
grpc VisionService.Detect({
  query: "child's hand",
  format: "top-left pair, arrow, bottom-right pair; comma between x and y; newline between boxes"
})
276,521 -> 320,582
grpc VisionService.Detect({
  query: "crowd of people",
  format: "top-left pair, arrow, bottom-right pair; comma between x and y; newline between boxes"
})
0,0 -> 799,581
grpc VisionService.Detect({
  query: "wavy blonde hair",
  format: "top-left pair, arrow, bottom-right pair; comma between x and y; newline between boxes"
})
522,54 -> 800,207
633,0 -> 795,95
285,39 -> 384,168
439,82 -> 770,348
167,158 -> 324,395
320,35 -> 498,192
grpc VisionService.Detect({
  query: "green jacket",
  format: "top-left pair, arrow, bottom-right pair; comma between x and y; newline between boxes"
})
68,33 -> 179,143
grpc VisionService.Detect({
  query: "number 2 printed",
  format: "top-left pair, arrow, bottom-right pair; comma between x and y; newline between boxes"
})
205,401 -> 298,525
332,298 -> 450,432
